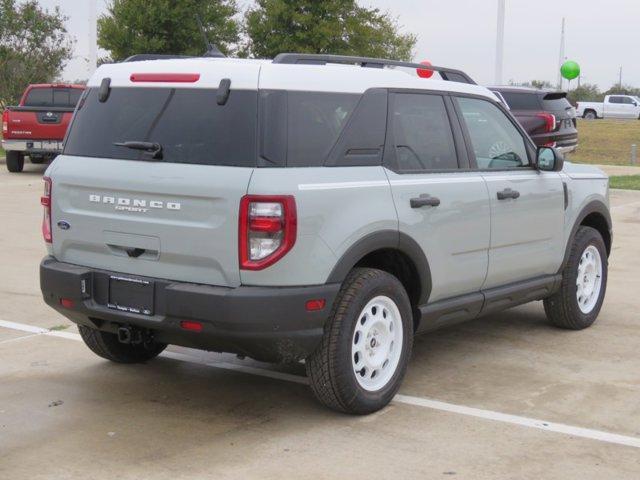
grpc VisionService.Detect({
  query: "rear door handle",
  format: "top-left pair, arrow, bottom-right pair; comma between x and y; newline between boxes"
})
497,188 -> 520,200
410,194 -> 441,208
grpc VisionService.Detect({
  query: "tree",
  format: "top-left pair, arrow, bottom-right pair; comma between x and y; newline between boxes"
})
98,0 -> 240,62
0,0 -> 73,108
244,0 -> 416,61
567,83 -> 602,105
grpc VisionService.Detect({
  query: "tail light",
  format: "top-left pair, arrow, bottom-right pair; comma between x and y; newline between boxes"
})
239,195 -> 296,270
537,112 -> 557,133
2,110 -> 8,135
41,177 -> 52,243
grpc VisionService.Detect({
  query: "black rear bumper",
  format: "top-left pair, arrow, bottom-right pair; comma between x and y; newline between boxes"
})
40,257 -> 340,362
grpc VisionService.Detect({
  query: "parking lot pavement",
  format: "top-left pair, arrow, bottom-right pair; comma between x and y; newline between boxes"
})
2,162 -> 640,479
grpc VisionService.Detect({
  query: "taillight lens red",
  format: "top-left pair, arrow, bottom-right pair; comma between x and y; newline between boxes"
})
537,112 -> 557,133
239,195 -> 297,270
2,110 -> 8,135
41,177 -> 52,243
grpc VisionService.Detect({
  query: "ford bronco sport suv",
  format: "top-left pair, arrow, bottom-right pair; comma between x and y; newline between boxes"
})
40,54 -> 612,414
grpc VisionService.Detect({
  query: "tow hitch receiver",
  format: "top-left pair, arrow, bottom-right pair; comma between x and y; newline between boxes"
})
117,325 -> 145,345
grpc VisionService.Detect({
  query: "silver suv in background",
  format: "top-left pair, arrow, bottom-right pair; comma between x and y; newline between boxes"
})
40,54 -> 612,414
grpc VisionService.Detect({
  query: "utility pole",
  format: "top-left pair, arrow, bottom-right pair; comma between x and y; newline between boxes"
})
557,17 -> 565,90
619,66 -> 623,88
88,0 -> 98,77
494,0 -> 505,85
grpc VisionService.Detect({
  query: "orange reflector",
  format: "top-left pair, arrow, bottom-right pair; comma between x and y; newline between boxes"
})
180,320 -> 203,332
60,298 -> 75,309
305,299 -> 326,312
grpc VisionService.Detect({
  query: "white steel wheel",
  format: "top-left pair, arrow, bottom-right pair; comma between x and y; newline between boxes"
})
576,245 -> 603,314
351,295 -> 404,392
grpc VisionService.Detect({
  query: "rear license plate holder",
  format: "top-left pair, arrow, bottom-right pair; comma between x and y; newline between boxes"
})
108,275 -> 154,316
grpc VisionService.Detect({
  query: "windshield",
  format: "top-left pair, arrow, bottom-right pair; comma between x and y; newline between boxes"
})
64,88 -> 257,167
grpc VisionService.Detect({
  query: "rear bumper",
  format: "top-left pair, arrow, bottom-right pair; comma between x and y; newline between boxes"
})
40,256 -> 340,362
1,139 -> 62,154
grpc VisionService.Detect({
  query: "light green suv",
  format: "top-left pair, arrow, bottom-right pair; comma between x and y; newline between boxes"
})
40,54 -> 611,414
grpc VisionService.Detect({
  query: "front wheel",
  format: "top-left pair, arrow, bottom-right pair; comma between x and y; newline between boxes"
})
544,226 -> 608,330
306,268 -> 413,414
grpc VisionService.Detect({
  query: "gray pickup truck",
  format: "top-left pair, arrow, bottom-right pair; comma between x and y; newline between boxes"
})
40,54 -> 611,414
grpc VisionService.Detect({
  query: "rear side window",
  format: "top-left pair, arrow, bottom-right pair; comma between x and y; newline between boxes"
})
64,88 -> 257,167
542,94 -> 572,112
389,93 -> 458,172
499,92 -> 542,110
259,91 -> 359,167
24,87 -> 83,108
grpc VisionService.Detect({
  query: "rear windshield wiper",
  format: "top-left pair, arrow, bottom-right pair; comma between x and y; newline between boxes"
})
113,141 -> 163,160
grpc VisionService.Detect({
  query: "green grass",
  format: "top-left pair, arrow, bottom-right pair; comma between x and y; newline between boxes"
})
0,145 -> 4,158
49,324 -> 70,331
570,119 -> 640,165
609,175 -> 640,190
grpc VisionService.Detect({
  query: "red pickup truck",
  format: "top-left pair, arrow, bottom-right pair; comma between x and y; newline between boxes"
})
2,84 -> 85,172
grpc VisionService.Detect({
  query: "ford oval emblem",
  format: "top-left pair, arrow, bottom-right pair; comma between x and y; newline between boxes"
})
57,221 -> 71,230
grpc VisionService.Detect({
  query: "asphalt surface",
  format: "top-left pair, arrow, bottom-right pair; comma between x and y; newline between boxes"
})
1,158 -> 640,479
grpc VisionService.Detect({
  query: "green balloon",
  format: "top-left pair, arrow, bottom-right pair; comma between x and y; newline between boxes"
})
561,61 -> 580,80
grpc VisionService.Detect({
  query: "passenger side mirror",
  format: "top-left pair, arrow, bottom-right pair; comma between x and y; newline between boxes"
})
536,146 -> 564,172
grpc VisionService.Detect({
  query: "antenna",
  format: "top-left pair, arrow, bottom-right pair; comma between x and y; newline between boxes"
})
195,14 -> 225,58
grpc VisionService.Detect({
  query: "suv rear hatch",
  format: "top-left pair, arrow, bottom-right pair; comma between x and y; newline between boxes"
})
47,62 -> 260,287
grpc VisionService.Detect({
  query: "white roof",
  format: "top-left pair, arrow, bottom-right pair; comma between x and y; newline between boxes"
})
88,57 -> 497,100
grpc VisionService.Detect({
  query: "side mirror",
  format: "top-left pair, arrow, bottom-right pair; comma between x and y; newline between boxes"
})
537,146 -> 564,172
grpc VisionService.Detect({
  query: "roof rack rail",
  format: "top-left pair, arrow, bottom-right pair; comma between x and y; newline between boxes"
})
123,54 -> 196,62
272,53 -> 476,85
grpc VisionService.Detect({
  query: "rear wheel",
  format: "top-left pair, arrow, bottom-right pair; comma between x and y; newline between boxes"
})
6,151 -> 24,172
544,226 -> 607,330
78,325 -> 166,363
583,110 -> 597,120
306,268 -> 413,414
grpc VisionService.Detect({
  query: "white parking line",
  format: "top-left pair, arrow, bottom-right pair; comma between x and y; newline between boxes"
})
2,318 -> 640,449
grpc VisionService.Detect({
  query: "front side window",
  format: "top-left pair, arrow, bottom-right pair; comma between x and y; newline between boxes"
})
390,93 -> 458,172
455,96 -> 530,169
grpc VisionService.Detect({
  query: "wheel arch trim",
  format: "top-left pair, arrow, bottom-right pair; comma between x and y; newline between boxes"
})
326,230 -> 432,305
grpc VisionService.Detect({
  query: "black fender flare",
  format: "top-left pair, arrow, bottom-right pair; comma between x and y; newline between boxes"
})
326,230 -> 432,305
559,200 -> 612,273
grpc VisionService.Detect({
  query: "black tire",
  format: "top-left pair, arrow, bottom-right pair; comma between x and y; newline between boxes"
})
6,151 -> 24,172
544,226 -> 608,330
78,325 -> 166,363
583,110 -> 597,120
306,268 -> 413,414
29,156 -> 47,164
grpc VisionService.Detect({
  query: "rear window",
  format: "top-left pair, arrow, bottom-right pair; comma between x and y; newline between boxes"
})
542,93 -> 572,112
24,87 -> 83,108
499,92 -> 542,110
64,88 -> 257,167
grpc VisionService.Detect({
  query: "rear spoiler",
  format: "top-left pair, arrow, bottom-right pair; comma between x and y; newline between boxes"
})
542,91 -> 567,100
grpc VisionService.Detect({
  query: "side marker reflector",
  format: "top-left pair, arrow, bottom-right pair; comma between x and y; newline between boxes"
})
305,299 -> 326,312
180,320 -> 203,332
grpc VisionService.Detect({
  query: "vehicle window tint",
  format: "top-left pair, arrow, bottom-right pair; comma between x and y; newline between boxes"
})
609,96 -> 621,104
499,92 -> 541,110
24,88 -> 52,107
620,97 -> 633,105
456,96 -> 530,169
542,97 -> 572,112
259,90 -> 359,167
51,88 -> 83,107
64,88 -> 257,167
390,93 -> 458,172
287,92 -> 358,167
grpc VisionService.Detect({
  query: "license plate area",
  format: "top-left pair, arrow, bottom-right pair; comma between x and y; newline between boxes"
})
108,275 -> 154,316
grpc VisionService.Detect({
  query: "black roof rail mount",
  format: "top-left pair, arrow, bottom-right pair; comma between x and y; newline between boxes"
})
272,53 -> 476,85
124,54 -> 196,62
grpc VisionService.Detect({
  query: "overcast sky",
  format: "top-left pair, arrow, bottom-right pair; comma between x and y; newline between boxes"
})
37,0 -> 640,89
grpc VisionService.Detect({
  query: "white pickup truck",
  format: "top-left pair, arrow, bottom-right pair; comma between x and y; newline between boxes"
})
577,95 -> 640,119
